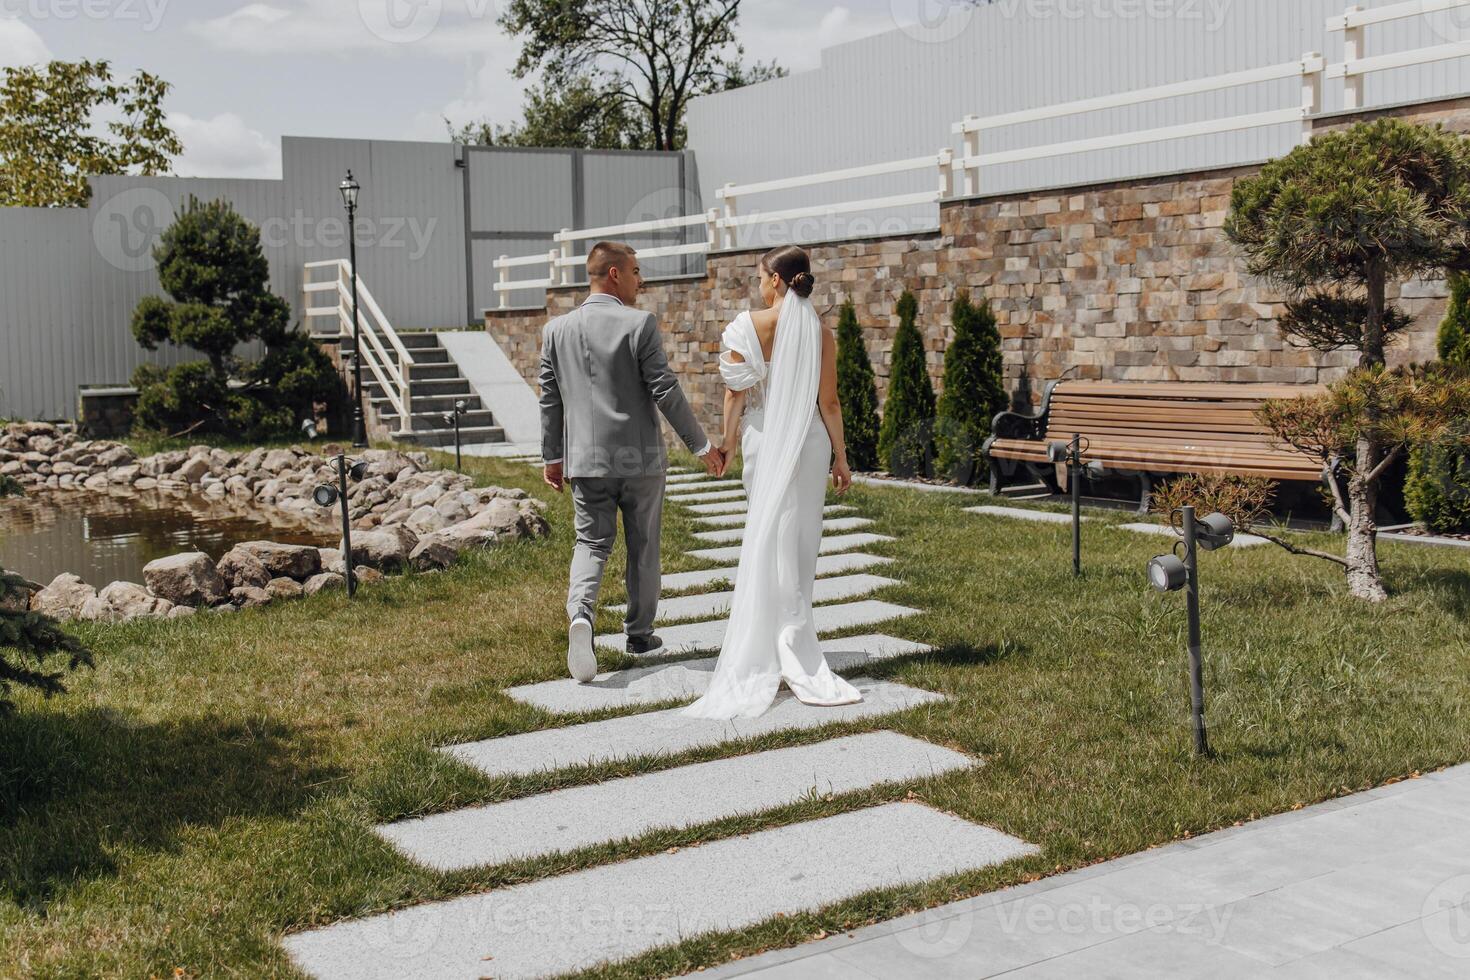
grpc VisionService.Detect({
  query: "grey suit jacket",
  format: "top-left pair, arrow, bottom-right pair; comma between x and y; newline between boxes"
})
539,293 -> 708,479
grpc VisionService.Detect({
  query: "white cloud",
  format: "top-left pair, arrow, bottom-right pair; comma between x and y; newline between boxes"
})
737,3 -> 896,75
410,53 -> 529,141
171,111 -> 281,179
0,15 -> 52,69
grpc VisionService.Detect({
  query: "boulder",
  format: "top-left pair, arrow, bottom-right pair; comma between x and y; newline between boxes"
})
98,581 -> 172,620
109,464 -> 141,484
142,552 -> 228,607
261,448 -> 298,473
96,446 -> 136,467
352,565 -> 385,586
265,576 -> 304,600
82,472 -> 110,491
317,547 -> 345,574
233,541 -> 321,580
230,585 -> 273,608
443,498 -> 527,542
166,604 -> 196,619
176,456 -> 212,484
344,525 -> 418,570
405,504 -> 448,534
133,477 -> 158,490
1,577 -> 39,613
217,547 -> 272,590
31,573 -> 98,619
364,450 -> 417,480
409,538 -> 462,571
435,495 -> 470,524
303,572 -> 345,596
76,595 -> 116,622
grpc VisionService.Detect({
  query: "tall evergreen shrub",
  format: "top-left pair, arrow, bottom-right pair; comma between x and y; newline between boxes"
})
935,290 -> 1007,484
834,300 -> 880,471
1405,272 -> 1470,532
877,290 -> 935,477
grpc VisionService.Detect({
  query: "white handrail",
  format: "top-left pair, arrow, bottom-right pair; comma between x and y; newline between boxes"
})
302,259 -> 415,435
716,154 -> 942,199
1327,0 -> 1470,108
555,212 -> 709,243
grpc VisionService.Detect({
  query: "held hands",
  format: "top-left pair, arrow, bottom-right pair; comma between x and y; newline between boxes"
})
831,456 -> 853,495
543,461 -> 565,493
699,445 -> 726,477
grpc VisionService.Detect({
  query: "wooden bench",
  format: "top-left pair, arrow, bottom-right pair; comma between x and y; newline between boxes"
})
982,380 -> 1328,512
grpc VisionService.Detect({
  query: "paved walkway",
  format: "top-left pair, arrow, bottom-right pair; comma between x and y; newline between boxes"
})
695,764 -> 1470,979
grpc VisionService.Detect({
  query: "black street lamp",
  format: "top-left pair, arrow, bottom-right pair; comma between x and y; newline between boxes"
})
1147,505 -> 1235,758
339,170 -> 367,448
313,453 -> 370,598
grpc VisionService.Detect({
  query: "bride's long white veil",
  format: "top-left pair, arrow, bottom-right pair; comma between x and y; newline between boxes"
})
682,293 -> 825,718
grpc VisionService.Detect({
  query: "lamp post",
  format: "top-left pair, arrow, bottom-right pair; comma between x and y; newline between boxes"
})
1147,506 -> 1235,758
443,399 -> 467,472
339,170 -> 366,448
313,453 -> 369,598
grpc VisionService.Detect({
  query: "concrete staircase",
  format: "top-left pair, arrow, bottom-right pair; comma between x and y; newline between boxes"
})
353,332 -> 507,449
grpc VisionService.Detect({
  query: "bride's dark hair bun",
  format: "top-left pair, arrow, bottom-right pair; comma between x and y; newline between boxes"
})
761,244 -> 815,298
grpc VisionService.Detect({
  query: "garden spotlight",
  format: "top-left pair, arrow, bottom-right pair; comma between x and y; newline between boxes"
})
1048,434 -> 1088,577
1146,505 -> 1234,758
311,453 -> 365,597
442,399 -> 467,472
301,418 -> 319,440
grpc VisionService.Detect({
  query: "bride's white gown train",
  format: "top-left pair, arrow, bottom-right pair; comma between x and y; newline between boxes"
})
683,298 -> 863,720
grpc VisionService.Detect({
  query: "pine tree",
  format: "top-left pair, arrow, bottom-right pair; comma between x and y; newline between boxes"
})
877,290 -> 936,477
1438,271 -> 1470,363
0,482 -> 91,716
935,290 -> 1007,484
834,300 -> 881,471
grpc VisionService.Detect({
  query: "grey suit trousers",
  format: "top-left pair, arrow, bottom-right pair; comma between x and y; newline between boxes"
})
567,474 -> 664,639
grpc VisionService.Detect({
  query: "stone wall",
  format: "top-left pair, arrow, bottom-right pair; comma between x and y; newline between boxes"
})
486,96 -> 1470,434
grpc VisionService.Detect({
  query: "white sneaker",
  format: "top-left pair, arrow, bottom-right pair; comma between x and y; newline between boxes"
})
567,616 -> 597,683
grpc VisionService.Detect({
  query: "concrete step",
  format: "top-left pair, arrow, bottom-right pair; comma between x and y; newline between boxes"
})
665,479 -> 745,496
659,552 -> 893,595
505,634 -> 935,714
376,731 -> 977,870
615,573 -> 901,624
284,802 -> 1037,980
595,599 -> 922,656
666,488 -> 747,504
687,533 -> 896,566
366,377 -> 472,399
393,426 -> 506,448
395,331 -> 447,349
375,408 -> 498,432
692,517 -> 876,545
441,676 -> 942,778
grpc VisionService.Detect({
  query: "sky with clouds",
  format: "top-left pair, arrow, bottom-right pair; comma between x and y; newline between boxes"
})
0,0 -> 921,180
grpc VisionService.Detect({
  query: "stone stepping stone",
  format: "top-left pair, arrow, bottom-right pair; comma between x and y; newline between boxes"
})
376,732 -> 976,871
595,599 -> 921,656
284,802 -> 1037,980
665,472 -> 715,484
505,634 -> 935,714
666,479 -> 744,496
613,573 -> 899,623
694,505 -> 855,528
442,677 -> 941,778
692,517 -> 875,544
966,505 -> 1085,524
1116,522 -> 1271,548
685,499 -> 754,515
660,552 -> 893,594
667,488 -> 747,504
688,532 -> 895,565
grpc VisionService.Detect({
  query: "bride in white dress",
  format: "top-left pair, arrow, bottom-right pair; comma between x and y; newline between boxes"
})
683,245 -> 863,720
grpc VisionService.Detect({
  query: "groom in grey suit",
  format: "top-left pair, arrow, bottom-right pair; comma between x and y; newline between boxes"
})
539,241 -> 724,682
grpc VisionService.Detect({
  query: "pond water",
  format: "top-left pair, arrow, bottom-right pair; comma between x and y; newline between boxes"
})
0,489 -> 336,586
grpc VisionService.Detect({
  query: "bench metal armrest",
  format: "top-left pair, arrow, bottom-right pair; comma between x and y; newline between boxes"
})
985,379 -> 1061,450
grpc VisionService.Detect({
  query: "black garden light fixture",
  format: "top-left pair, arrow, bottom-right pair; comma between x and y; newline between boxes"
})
339,170 -> 367,449
1147,505 -> 1235,758
313,453 -> 369,597
1047,435 -> 1100,577
443,399 -> 468,472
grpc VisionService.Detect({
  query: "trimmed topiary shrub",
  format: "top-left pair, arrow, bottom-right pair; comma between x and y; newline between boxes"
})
877,290 -> 935,477
834,299 -> 880,472
129,196 -> 343,439
1406,273 -> 1470,533
935,289 -> 1007,484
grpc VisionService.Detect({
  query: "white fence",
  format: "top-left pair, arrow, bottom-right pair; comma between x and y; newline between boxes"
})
303,259 -> 416,433
490,0 -> 1470,306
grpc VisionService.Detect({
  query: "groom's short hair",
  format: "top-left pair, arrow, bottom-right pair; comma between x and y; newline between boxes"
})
587,241 -> 636,279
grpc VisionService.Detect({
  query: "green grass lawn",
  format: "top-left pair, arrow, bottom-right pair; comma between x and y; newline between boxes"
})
2,449 -> 1469,977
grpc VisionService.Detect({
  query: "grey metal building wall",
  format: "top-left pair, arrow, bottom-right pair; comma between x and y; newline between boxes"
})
1,138 -> 691,419
685,0 -> 1470,244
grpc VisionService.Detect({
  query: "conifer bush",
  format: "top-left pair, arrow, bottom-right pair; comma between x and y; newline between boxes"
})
877,290 -> 936,477
129,197 -> 343,439
834,300 -> 880,471
1405,272 -> 1470,533
935,290 -> 1007,484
